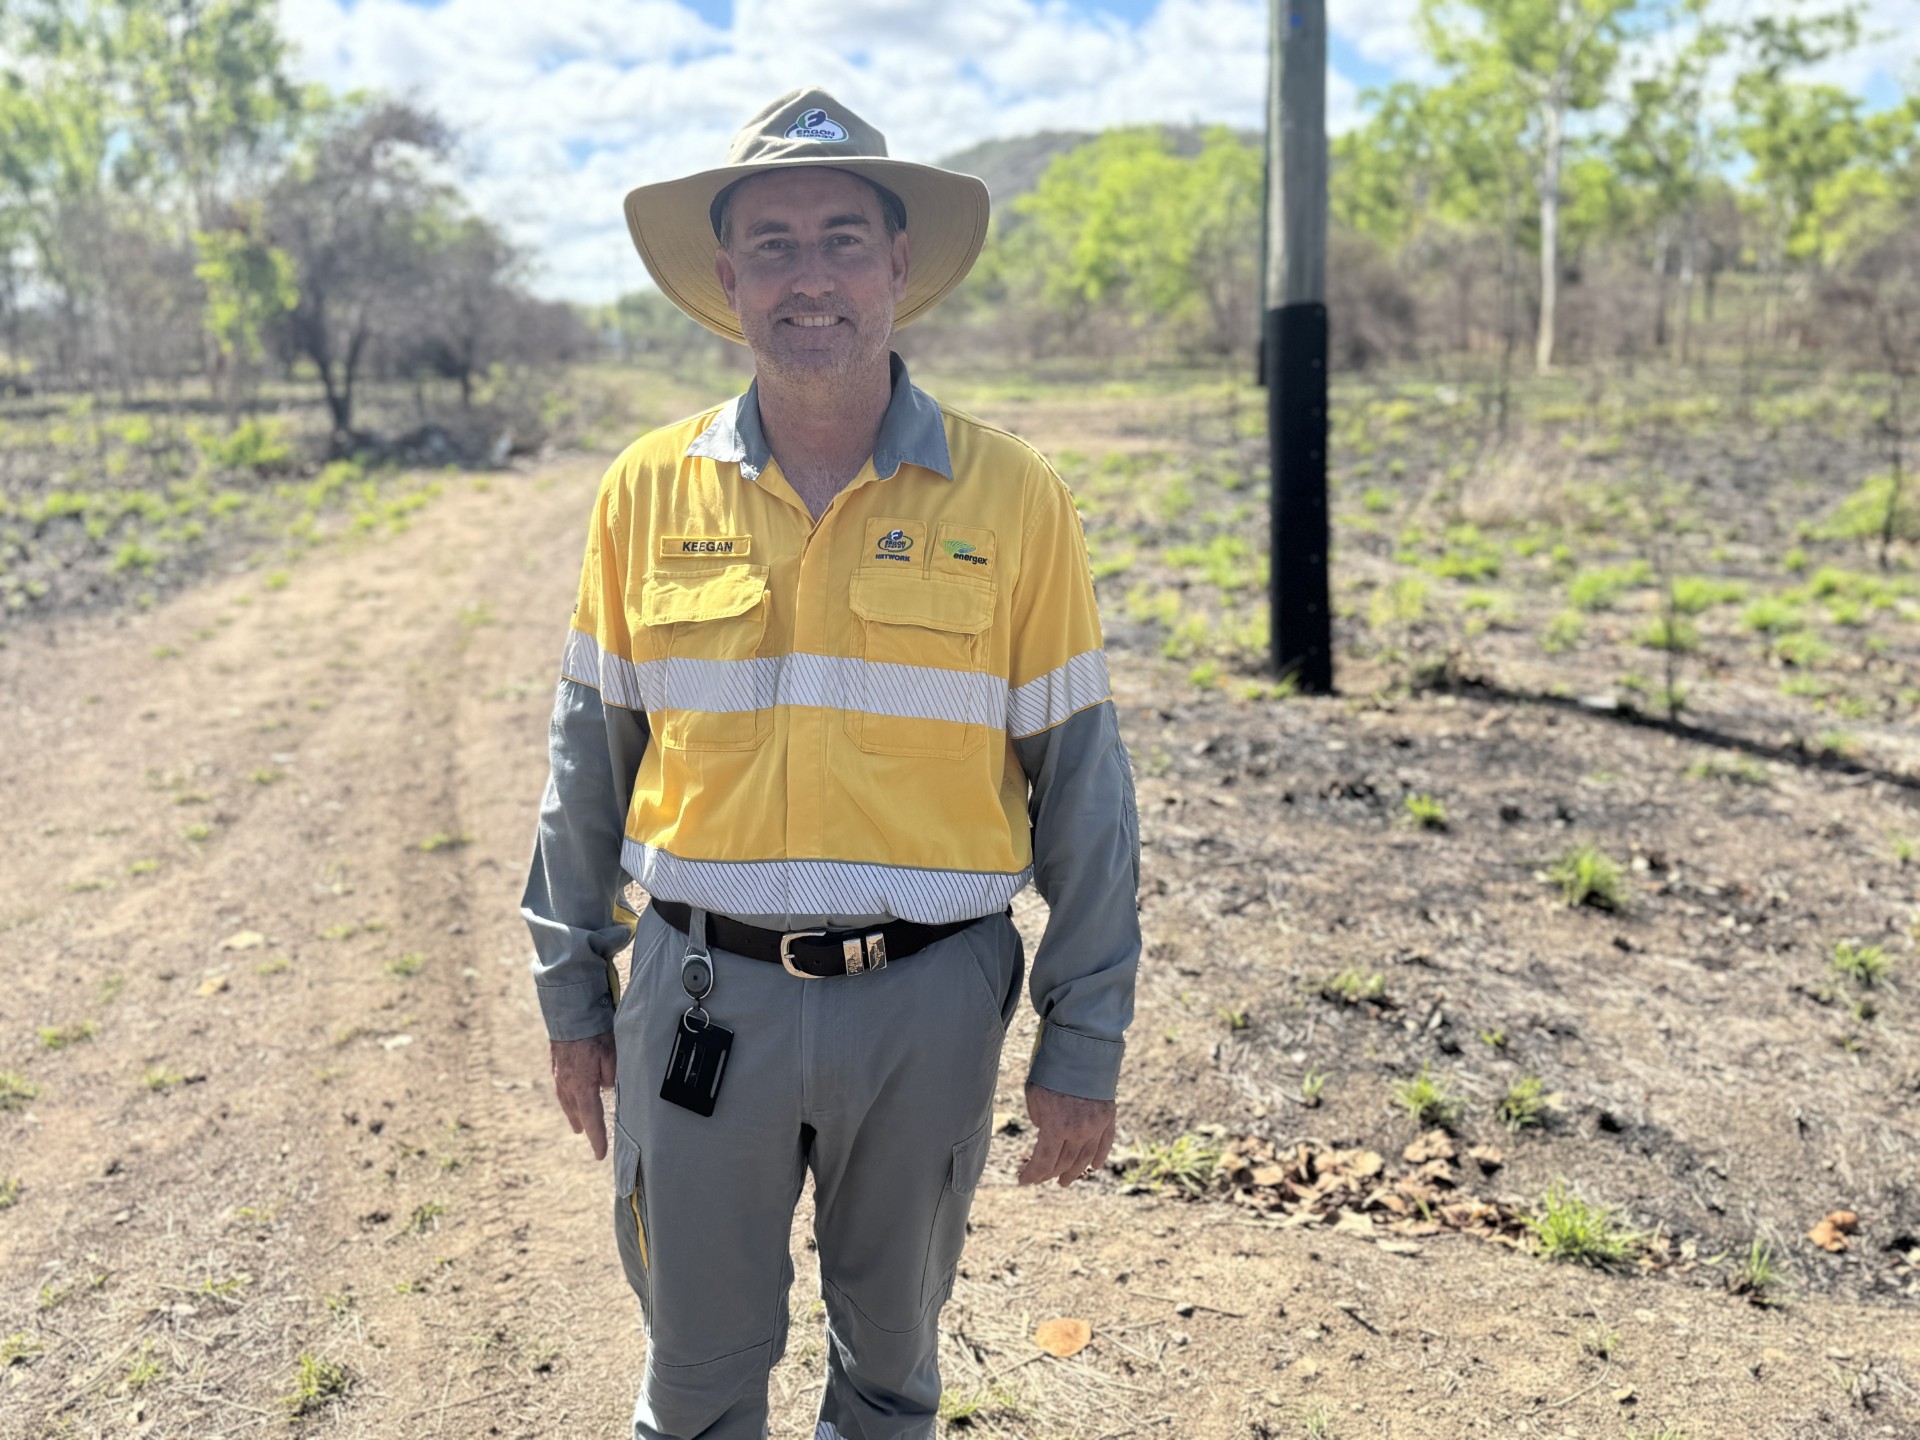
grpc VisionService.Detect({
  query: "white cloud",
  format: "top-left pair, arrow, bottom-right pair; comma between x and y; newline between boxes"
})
276,0 -> 1908,303
278,0 -> 1306,301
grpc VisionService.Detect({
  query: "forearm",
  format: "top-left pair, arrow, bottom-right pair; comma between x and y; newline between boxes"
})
520,674 -> 649,1041
1012,699 -> 1141,1101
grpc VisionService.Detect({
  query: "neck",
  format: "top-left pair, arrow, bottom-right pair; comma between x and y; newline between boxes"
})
755,354 -> 893,502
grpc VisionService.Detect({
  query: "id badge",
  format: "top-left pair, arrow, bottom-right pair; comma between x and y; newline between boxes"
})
660,1013 -> 733,1117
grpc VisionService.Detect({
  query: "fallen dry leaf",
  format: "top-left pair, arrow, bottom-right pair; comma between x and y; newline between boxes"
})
1033,1317 -> 1092,1358
1808,1210 -> 1858,1252
1403,1129 -> 1456,1164
217,930 -> 264,952
195,975 -> 229,997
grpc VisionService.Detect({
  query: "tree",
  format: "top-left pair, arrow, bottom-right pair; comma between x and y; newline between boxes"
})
1613,2 -> 1729,358
265,98 -> 454,443
1420,0 -> 1640,373
1006,126 -> 1262,359
193,200 -> 296,415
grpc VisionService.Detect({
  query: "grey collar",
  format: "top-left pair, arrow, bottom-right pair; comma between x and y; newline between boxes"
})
684,352 -> 952,483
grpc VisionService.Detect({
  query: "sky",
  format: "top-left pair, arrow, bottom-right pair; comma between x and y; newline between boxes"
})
276,0 -> 1920,304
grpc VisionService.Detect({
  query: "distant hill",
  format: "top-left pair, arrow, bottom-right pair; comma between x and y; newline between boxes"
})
936,132 -> 1097,206
938,125 -> 1261,211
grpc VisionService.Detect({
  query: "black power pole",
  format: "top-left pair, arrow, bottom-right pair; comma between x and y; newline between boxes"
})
1263,0 -> 1331,692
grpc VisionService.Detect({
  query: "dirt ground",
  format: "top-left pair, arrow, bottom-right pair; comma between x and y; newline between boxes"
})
2,375 -> 1919,1440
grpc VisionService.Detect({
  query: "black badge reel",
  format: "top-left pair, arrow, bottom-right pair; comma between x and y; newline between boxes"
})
661,908 -> 733,1118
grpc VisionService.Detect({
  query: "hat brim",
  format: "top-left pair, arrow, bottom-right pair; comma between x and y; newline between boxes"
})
623,158 -> 989,344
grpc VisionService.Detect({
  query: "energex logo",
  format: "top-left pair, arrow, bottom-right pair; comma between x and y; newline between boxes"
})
785,108 -> 848,142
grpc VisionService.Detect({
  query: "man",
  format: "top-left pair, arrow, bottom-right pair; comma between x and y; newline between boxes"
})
521,87 -> 1139,1440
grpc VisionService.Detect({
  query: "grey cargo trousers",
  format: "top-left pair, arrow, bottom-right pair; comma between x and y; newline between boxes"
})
611,904 -> 1024,1440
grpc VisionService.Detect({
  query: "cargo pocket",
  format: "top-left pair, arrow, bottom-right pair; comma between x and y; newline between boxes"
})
847,574 -> 996,760
612,1122 -> 653,1329
918,1117 -> 991,1311
638,566 -> 772,752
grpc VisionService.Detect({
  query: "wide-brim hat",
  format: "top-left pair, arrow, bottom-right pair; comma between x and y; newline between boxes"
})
623,86 -> 990,344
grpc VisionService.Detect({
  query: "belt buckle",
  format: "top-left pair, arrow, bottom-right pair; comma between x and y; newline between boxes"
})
779,930 -> 827,978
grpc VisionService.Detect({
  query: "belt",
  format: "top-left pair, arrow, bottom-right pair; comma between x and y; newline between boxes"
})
649,899 -> 988,979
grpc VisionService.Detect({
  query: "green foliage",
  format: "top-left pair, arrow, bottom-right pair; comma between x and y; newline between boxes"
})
1004,126 -> 1261,355
197,417 -> 292,475
1403,792 -> 1448,830
194,205 -> 299,363
1812,474 -> 1920,546
1567,562 -> 1650,612
1392,1062 -> 1462,1128
1524,1181 -> 1639,1268
1322,969 -> 1387,1004
1123,1133 -> 1223,1196
0,1072 -> 41,1110
1541,610 -> 1585,653
284,1353 -> 352,1417
1731,1238 -> 1784,1302
1496,1076 -> 1549,1131
1547,844 -> 1626,910
1831,942 -> 1891,986
1670,577 -> 1747,614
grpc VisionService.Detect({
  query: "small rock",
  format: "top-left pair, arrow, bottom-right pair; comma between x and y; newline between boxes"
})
1467,1144 -> 1504,1172
1294,1357 -> 1320,1378
195,974 -> 229,997
217,930 -> 264,951
1612,1386 -> 1635,1405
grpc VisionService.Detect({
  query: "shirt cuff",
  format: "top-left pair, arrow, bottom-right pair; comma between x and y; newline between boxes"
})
534,976 -> 616,1043
1026,1021 -> 1125,1101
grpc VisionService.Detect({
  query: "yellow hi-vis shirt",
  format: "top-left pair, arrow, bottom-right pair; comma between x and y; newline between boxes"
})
560,360 -> 1111,926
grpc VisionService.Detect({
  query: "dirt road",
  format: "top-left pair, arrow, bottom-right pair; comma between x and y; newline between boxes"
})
2,439 -> 1917,1439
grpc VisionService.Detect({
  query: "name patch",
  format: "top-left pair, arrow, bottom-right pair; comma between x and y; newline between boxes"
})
660,535 -> 751,558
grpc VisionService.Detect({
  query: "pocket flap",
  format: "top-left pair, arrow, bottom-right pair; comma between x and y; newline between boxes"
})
641,566 -> 767,627
613,1122 -> 643,1199
850,575 -> 994,635
948,1118 -> 992,1196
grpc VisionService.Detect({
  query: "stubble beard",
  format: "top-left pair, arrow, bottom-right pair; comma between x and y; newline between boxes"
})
748,303 -> 895,399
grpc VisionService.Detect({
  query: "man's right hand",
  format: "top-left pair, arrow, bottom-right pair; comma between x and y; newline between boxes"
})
550,1032 -> 618,1160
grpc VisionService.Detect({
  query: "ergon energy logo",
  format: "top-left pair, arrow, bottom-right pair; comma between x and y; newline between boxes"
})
785,108 -> 848,142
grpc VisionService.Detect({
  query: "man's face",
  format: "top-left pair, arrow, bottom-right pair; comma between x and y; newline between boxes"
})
715,167 -> 910,386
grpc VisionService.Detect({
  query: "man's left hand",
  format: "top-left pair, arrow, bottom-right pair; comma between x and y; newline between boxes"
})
1018,1083 -> 1116,1188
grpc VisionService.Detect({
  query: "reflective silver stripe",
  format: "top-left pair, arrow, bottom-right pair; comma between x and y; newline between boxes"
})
624,839 -> 1032,927
561,634 -> 1005,728
1006,649 -> 1111,738
559,628 -> 601,687
782,653 -> 1005,726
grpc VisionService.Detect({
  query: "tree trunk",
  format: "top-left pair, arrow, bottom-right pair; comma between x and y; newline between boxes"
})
1536,90 -> 1566,375
1882,360 -> 1906,574
1496,208 -> 1519,441
1652,226 -> 1673,353
1677,207 -> 1698,366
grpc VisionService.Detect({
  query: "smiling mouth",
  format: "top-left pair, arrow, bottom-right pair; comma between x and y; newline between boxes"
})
783,315 -> 844,327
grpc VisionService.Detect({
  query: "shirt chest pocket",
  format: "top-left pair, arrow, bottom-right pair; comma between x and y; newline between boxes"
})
847,574 -> 998,761
637,566 -> 772,752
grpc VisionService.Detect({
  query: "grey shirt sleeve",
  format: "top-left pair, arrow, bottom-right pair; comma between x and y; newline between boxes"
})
1012,699 -> 1141,1101
519,674 -> 650,1042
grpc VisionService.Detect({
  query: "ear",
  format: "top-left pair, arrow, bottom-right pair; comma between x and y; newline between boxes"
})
890,230 -> 910,305
716,248 -> 739,313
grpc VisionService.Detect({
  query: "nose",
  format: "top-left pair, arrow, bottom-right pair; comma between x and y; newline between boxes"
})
787,244 -> 837,299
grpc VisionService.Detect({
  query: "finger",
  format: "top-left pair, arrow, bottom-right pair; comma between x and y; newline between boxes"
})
1018,1129 -> 1068,1187
1057,1136 -> 1099,1188
1088,1120 -> 1116,1174
582,1086 -> 608,1161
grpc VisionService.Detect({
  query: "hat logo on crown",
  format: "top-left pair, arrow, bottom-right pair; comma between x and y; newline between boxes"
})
785,108 -> 848,142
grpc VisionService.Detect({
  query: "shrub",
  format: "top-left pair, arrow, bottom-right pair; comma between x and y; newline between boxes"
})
1547,845 -> 1626,910
1392,1063 -> 1462,1128
1525,1182 -> 1639,1268
1567,562 -> 1650,612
